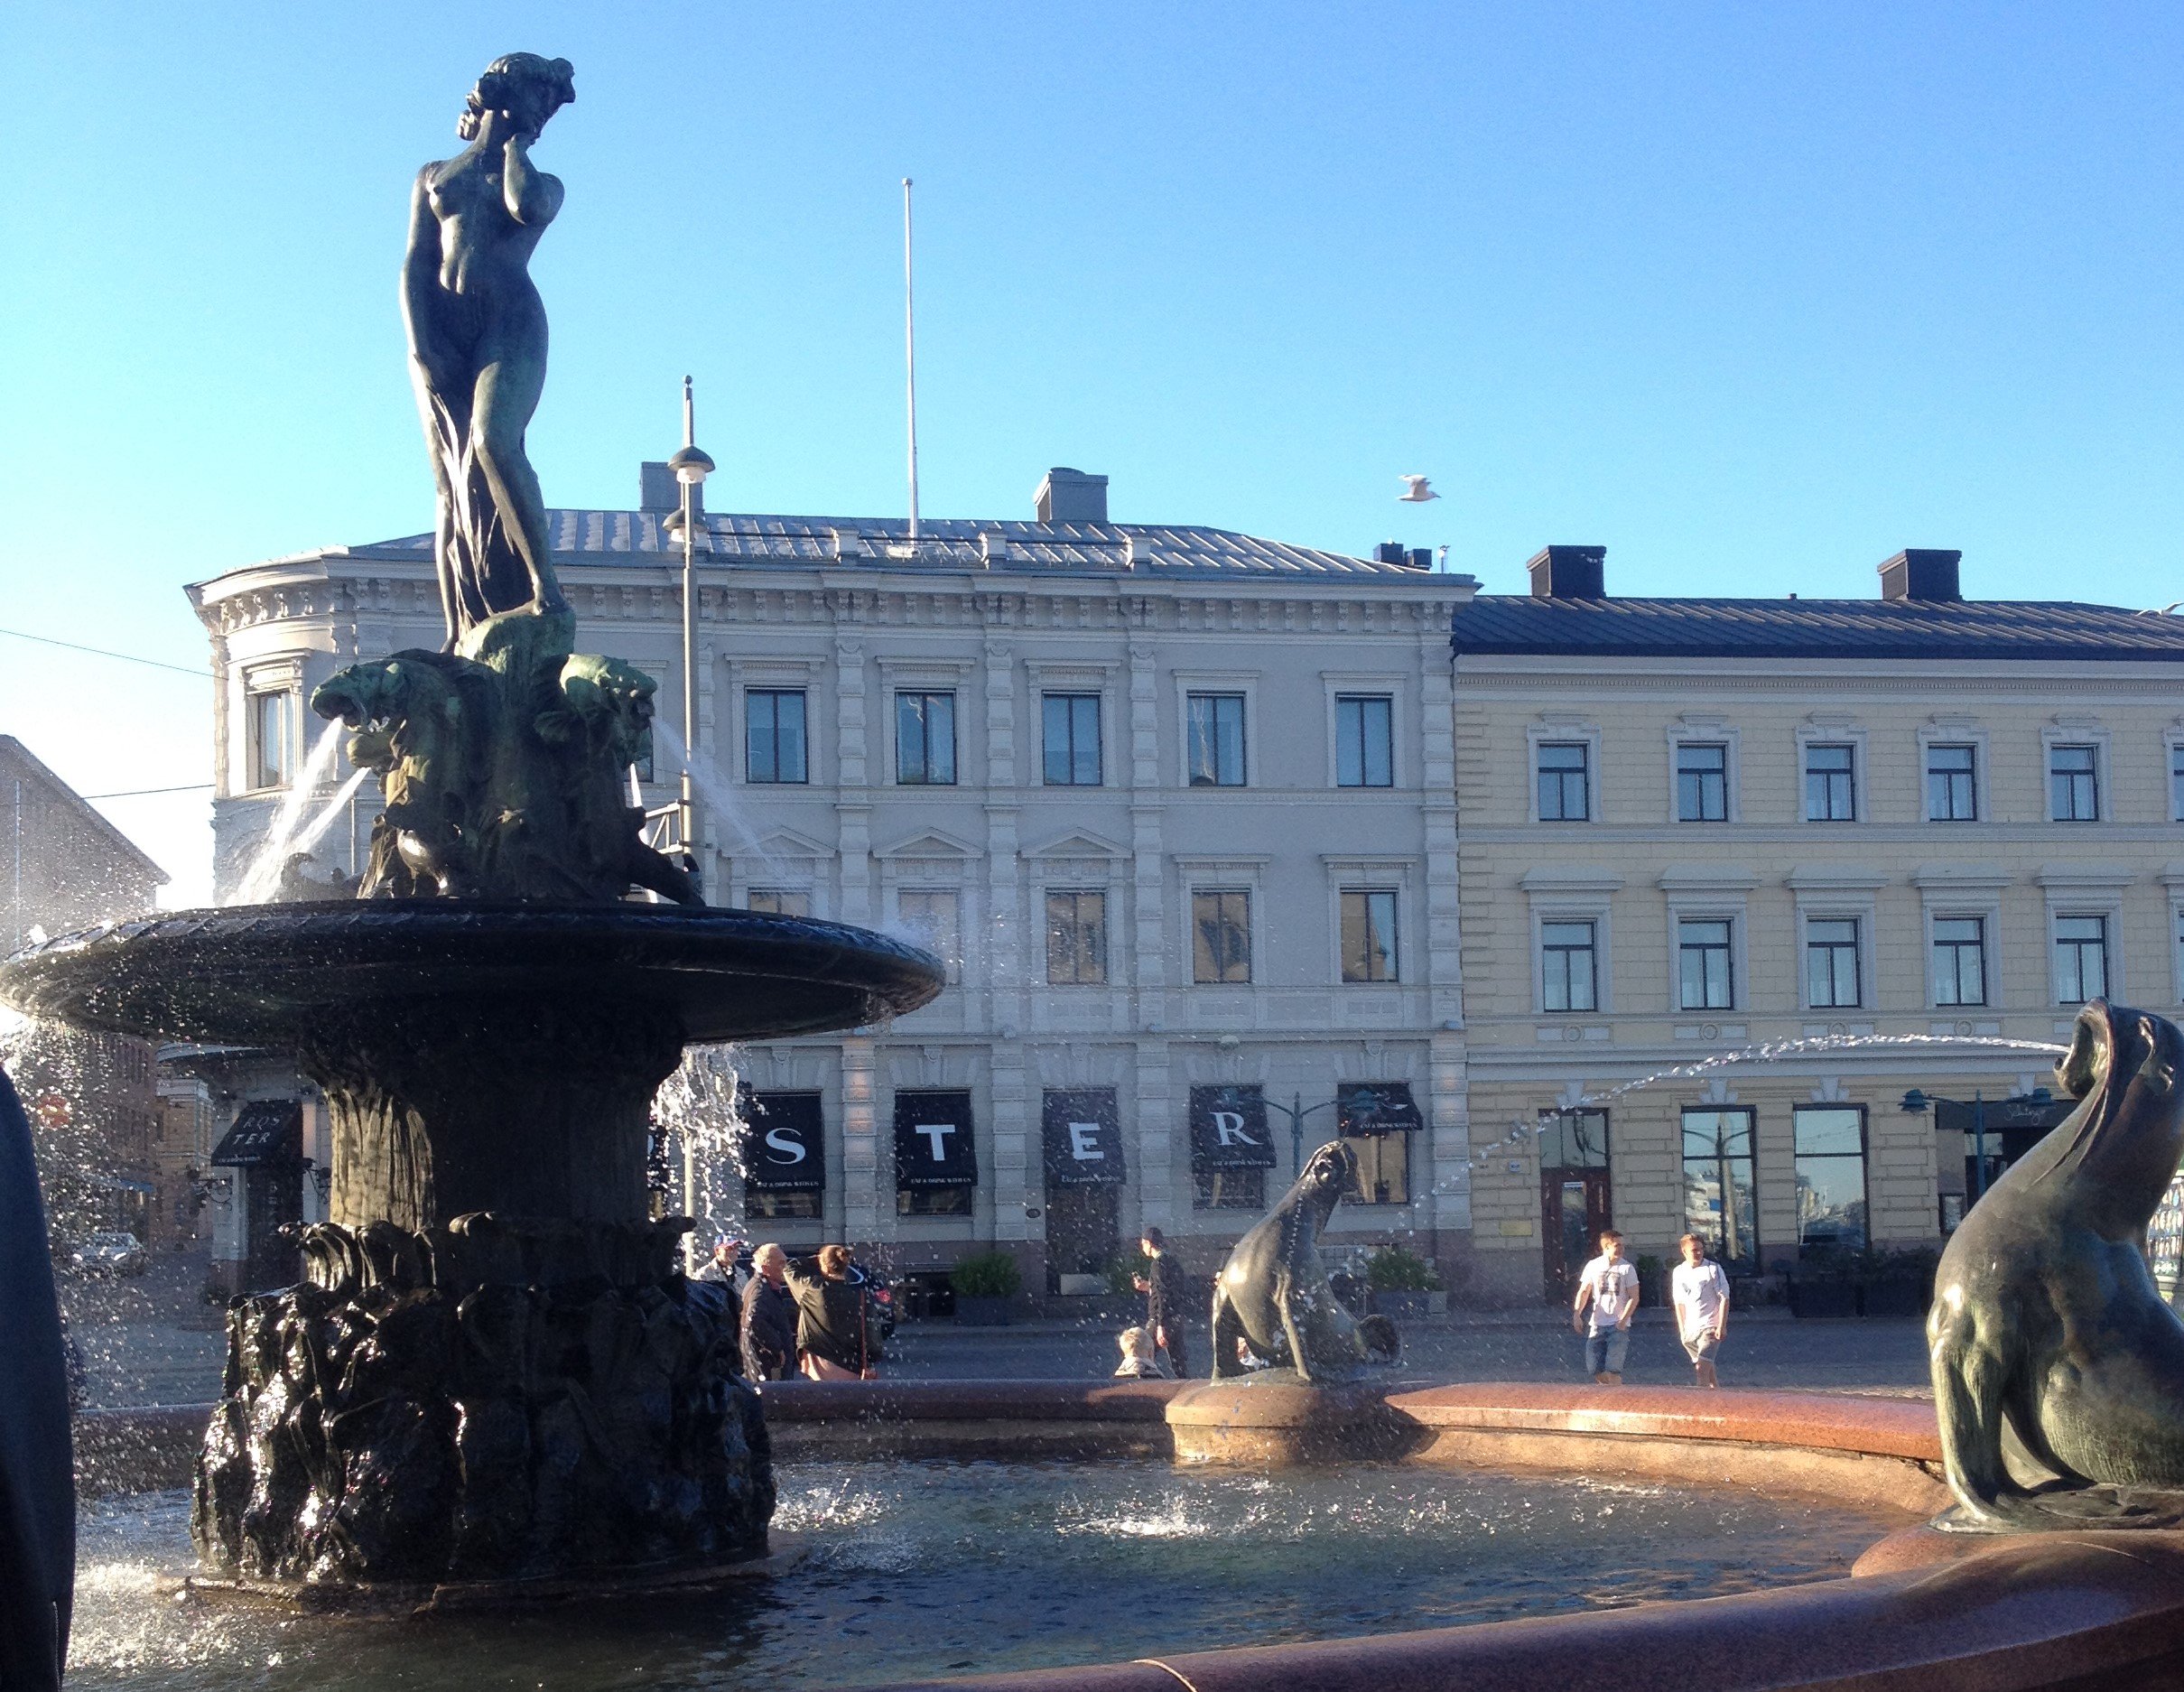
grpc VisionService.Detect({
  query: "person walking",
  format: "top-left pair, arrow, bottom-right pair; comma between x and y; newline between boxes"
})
1572,1228 -> 1639,1385
785,1244 -> 877,1381
1671,1232 -> 1732,1389
739,1242 -> 798,1381
1131,1226 -> 1189,1378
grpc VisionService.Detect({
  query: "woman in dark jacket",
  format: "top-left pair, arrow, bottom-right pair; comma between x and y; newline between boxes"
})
739,1243 -> 798,1381
784,1245 -> 876,1380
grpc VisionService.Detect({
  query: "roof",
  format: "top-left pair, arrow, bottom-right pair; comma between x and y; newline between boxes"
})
1449,596 -> 2184,663
330,510 -> 1453,582
0,736 -> 170,884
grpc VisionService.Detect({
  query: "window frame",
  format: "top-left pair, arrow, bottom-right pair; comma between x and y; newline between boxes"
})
1040,692 -> 1103,787
1184,691 -> 1249,788
1792,1104 -> 1868,1253
1190,888 -> 1254,985
244,684 -> 295,794
1338,887 -> 1399,984
1680,1105 -> 1759,1269
893,689 -> 959,786
1044,888 -> 1109,986
1527,718 -> 1603,825
746,888 -> 813,918
1539,917 -> 1599,1013
1333,693 -> 1395,789
1676,916 -> 1737,1011
1803,914 -> 1863,1009
745,686 -> 810,785
2048,742 -> 2102,823
1802,742 -> 1858,823
1675,740 -> 1731,823
1929,913 -> 1991,1009
2053,911 -> 2112,1007
895,887 -> 963,983
1536,741 -> 1592,823
1921,734 -> 1984,823
1339,1130 -> 1409,1205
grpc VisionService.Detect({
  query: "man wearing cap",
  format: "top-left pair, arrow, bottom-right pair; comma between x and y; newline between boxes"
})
1130,1226 -> 1189,1377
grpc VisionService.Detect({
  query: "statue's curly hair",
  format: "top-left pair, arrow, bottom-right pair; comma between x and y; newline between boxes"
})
459,52 -> 575,137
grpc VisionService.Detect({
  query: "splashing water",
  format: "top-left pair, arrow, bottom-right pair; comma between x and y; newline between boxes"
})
286,766 -> 371,862
651,1042 -> 751,1267
650,718 -> 788,881
229,720 -> 350,904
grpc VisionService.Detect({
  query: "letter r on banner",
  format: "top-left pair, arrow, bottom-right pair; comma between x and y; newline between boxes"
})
1213,1111 -> 1259,1148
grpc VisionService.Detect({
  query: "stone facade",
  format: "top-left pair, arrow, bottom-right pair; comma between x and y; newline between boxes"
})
1452,549 -> 2184,1303
187,483 -> 1479,1294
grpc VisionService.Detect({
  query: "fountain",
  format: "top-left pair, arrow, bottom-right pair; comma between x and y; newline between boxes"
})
0,51 -> 943,1595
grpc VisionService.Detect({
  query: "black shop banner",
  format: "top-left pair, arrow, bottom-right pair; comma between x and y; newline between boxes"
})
1337,1082 -> 1424,1137
894,1090 -> 979,1188
1042,1088 -> 1124,1187
739,1091 -> 826,1192
1188,1083 -> 1276,1171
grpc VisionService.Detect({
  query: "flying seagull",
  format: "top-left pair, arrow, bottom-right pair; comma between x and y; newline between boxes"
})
1399,475 -> 1439,503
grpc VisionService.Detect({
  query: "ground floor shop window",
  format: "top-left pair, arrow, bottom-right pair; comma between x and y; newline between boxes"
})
1538,1109 -> 1612,1301
1334,1082 -> 1421,1204
894,1089 -> 977,1218
1681,1107 -> 1757,1268
748,1190 -> 820,1220
1188,1083 -> 1274,1210
1192,1167 -> 1265,1210
1793,1105 -> 1867,1250
1341,1132 -> 1408,1204
897,1186 -> 972,1216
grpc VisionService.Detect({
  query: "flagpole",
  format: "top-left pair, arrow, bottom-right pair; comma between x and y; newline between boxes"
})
903,176 -> 920,543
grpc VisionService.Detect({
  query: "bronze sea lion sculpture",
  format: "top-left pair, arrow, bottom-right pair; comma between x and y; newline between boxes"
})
1211,1141 -> 1392,1382
1928,999 -> 2184,1529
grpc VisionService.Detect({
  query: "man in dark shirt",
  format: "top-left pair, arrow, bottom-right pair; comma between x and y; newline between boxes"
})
739,1243 -> 797,1381
1131,1226 -> 1189,1377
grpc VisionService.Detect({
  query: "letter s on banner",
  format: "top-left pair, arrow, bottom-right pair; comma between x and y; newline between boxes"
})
763,1126 -> 807,1165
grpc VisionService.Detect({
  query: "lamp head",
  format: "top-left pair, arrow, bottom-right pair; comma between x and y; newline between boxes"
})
1899,1089 -> 1932,1115
667,445 -> 715,485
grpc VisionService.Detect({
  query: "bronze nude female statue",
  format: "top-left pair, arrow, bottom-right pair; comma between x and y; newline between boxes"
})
403,53 -> 577,651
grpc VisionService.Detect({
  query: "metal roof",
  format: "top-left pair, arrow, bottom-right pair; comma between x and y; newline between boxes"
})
335,511 -> 1447,581
1449,596 -> 2184,663
0,736 -> 170,884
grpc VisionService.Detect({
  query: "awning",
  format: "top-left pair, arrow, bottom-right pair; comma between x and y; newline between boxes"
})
94,1176 -> 157,1195
1935,1097 -> 2072,1136
894,1090 -> 978,1187
739,1091 -> 826,1192
210,1101 -> 302,1169
1337,1082 -> 1424,1137
1042,1088 -> 1124,1187
1189,1084 -> 1276,1171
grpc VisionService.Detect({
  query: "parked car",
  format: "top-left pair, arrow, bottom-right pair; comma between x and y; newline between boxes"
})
72,1231 -> 148,1277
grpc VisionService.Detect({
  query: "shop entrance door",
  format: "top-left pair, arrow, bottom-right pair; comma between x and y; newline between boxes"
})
1044,1185 -> 1120,1291
1541,1167 -> 1612,1303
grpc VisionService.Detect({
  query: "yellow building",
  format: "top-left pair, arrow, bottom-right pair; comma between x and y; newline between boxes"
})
1451,547 -> 2184,1305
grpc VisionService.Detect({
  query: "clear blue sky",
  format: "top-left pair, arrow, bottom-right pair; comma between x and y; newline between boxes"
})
2,3 -> 2179,906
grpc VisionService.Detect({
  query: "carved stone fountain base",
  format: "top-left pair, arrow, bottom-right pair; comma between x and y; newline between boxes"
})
192,1217 -> 772,1587
1166,1373 -> 1423,1465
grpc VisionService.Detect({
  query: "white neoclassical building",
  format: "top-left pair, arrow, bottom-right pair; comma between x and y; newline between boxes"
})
189,467 -> 1479,1297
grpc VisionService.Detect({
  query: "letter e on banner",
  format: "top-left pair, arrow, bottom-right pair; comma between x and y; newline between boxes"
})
1068,1122 -> 1103,1162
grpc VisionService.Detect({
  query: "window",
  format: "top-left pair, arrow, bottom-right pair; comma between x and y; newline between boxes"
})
1045,890 -> 1108,985
1343,1132 -> 1409,1204
247,691 -> 291,791
1541,920 -> 1598,1012
897,1185 -> 972,1217
1804,745 -> 1855,823
895,691 -> 956,785
1677,743 -> 1728,822
746,888 -> 811,917
2049,745 -> 2099,823
1932,916 -> 1988,1007
1192,890 -> 1251,984
1794,1107 -> 1867,1251
1193,1168 -> 1265,1210
2173,745 -> 2184,823
1042,693 -> 1101,786
1537,742 -> 1589,821
746,689 -> 808,784
1334,695 -> 1393,788
1186,693 -> 1247,786
1681,1108 -> 1757,1268
1928,744 -> 1978,822
897,889 -> 962,980
1538,1110 -> 1609,1169
1340,889 -> 1398,983
2054,914 -> 2110,1005
1805,917 -> 1861,1009
1677,918 -> 1734,1009
748,1190 -> 820,1221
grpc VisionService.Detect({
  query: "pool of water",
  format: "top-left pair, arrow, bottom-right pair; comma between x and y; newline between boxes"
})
72,1461 -> 1889,1690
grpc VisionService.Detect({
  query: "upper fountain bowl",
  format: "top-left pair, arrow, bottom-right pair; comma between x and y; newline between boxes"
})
0,902 -> 946,1047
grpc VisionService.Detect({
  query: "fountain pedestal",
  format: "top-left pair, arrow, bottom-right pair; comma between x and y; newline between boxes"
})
1166,1374 -> 1421,1465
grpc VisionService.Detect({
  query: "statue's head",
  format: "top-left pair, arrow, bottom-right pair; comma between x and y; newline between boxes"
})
1300,1139 -> 1358,1204
459,52 -> 576,141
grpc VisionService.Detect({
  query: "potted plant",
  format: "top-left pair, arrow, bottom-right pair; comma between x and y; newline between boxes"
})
951,1251 -> 1022,1326
1633,1253 -> 1667,1308
1787,1244 -> 1860,1318
1856,1246 -> 1938,1318
1363,1244 -> 1444,1318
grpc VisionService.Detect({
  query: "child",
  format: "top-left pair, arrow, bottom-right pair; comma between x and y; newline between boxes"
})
1113,1325 -> 1175,1379
1671,1232 -> 1731,1389
1571,1228 -> 1639,1384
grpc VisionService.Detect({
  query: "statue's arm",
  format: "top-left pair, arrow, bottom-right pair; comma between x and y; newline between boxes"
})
400,170 -> 445,372
501,135 -> 563,228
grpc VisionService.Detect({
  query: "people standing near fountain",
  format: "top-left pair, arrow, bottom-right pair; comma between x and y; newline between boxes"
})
741,1243 -> 797,1381
1113,1325 -> 1175,1379
786,1245 -> 878,1381
1671,1232 -> 1731,1390
1133,1226 -> 1189,1377
1572,1229 -> 1639,1385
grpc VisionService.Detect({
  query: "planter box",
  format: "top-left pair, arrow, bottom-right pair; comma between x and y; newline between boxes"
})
1858,1279 -> 1928,1318
1788,1279 -> 1859,1319
1368,1289 -> 1445,1319
1056,1273 -> 1106,1297
954,1295 -> 1013,1327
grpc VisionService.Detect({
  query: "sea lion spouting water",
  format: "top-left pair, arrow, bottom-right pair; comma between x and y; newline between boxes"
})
1928,999 -> 2184,1530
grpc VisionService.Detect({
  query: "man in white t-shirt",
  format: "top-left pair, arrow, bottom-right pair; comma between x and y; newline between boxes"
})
1671,1232 -> 1731,1389
1571,1229 -> 1640,1385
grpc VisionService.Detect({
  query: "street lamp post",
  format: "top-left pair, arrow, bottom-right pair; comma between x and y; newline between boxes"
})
664,376 -> 714,901
1261,1092 -> 1343,1176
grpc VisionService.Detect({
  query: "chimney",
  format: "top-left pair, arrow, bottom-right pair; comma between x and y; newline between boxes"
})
1877,549 -> 1962,603
640,460 -> 702,517
1035,467 -> 1109,525
1526,545 -> 1605,600
1372,542 -> 1433,570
